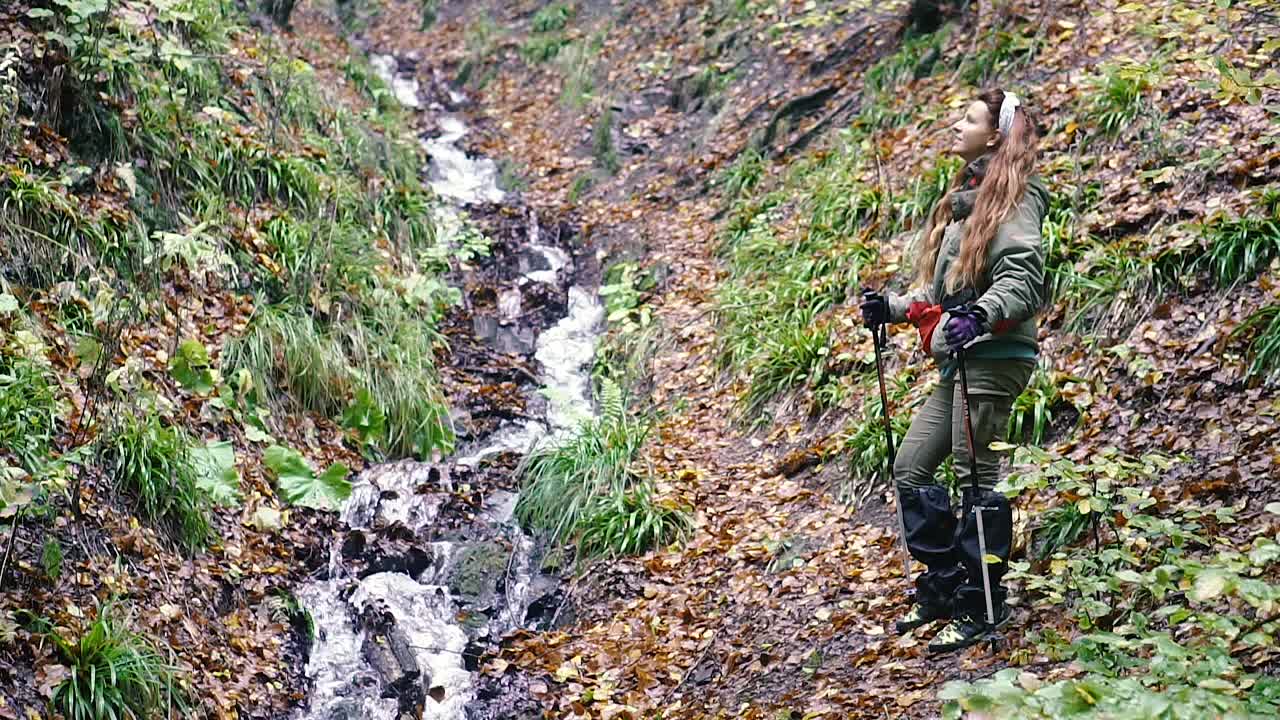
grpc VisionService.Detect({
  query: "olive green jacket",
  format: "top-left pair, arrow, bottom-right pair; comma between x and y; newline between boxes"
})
887,168 -> 1050,365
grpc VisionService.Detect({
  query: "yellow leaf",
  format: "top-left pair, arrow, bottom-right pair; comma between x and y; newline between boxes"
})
983,553 -> 1002,565
1076,498 -> 1092,514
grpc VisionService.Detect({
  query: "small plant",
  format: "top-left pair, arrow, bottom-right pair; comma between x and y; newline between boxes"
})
521,34 -> 569,63
837,369 -> 915,506
222,306 -> 354,418
1006,362 -> 1079,446
598,262 -> 654,334
718,148 -> 766,204
42,536 -> 63,581
592,108 -> 620,175
263,444 -> 352,511
105,412 -> 213,551
41,603 -> 188,720
957,27 -> 1042,86
944,447 -> 1280,719
531,2 -> 573,33
419,0 -> 439,30
457,16 -> 503,87
1235,303 -> 1280,385
0,357 -> 58,470
567,173 -> 594,202
555,40 -> 597,109
1194,190 -> 1280,287
1085,59 -> 1161,138
741,322 -> 832,420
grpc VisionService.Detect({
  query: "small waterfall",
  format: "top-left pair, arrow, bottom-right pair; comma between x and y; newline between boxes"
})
294,55 -> 601,720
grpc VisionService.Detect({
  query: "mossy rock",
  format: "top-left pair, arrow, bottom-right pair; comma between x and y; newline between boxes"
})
447,542 -> 510,607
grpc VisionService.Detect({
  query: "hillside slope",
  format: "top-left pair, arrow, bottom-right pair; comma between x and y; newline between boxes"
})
1,0 -> 1279,718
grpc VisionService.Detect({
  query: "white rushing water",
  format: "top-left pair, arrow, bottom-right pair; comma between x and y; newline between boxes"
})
296,58 -> 602,720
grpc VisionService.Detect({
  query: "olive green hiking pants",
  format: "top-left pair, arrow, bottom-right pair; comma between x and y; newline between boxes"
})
894,358 -> 1035,493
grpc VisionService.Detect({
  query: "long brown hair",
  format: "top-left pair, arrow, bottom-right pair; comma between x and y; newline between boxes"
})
913,89 -> 1040,294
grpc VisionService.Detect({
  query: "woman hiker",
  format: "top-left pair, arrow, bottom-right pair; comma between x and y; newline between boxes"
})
859,89 -> 1049,654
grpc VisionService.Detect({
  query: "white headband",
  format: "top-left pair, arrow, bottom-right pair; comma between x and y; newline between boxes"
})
998,92 -> 1021,136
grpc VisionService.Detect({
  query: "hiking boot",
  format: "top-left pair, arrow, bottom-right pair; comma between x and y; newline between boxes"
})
927,605 -> 1011,654
895,603 -> 950,634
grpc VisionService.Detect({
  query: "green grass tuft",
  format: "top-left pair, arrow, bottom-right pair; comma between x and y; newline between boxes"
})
576,481 -> 690,558
40,603 -> 188,720
105,412 -> 213,552
1235,303 -> 1280,385
0,356 -> 58,470
1195,190 -> 1280,287
592,108 -> 620,175
516,379 -> 684,558
741,322 -> 833,420
1085,59 -> 1161,138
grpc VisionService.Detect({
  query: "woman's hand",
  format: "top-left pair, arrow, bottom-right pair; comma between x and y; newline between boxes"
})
944,305 -> 989,351
860,290 -> 889,327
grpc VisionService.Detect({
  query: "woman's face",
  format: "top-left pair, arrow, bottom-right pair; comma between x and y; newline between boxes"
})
951,100 -> 998,162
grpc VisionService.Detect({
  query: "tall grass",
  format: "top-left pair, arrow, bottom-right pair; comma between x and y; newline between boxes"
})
223,305 -> 354,417
224,303 -> 453,459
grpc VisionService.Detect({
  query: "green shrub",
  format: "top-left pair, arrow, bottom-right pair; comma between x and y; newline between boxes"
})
40,603 -> 187,720
106,412 -> 213,551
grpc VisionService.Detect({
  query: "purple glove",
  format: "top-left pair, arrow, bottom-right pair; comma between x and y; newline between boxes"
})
944,306 -> 988,352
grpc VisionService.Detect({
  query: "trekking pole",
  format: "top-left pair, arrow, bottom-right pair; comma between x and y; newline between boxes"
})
871,318 -> 912,580
956,345 -> 997,627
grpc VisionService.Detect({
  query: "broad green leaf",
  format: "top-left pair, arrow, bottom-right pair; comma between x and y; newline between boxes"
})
264,445 -> 351,511
342,389 -> 386,442
0,294 -> 17,315
171,338 -> 215,394
191,440 -> 241,506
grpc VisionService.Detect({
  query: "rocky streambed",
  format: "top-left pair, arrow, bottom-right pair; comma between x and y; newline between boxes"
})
290,51 -> 600,720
